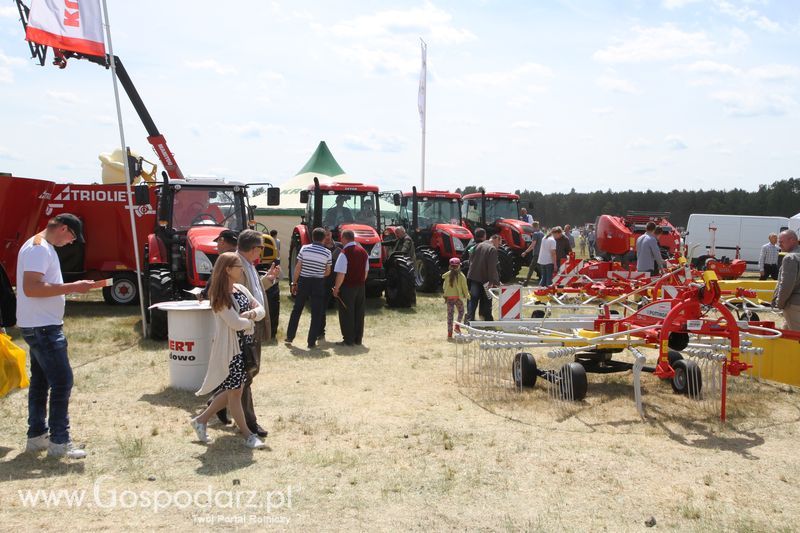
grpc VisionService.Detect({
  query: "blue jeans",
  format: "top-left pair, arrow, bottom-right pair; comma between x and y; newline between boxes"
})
539,264 -> 554,286
20,325 -> 73,444
286,277 -> 326,346
466,280 -> 493,322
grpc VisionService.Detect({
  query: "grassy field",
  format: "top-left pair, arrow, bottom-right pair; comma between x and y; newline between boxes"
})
1,278 -> 798,532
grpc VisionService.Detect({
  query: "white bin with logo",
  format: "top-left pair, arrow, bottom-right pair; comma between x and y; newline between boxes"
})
150,300 -> 214,391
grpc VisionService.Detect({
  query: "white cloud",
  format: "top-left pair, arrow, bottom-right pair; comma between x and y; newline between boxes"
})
0,50 -> 27,84
330,3 -> 475,45
749,64 -> 800,82
0,146 -> 20,160
662,0 -> 702,8
184,59 -> 237,76
511,121 -> 538,129
711,90 -> 795,117
0,7 -> 16,18
627,138 -> 652,150
592,107 -> 614,115
714,0 -> 781,33
596,75 -> 639,94
343,132 -> 406,152
323,3 -> 474,77
227,121 -> 286,139
449,62 -> 553,90
680,60 -> 741,76
46,91 -> 81,104
594,24 -> 717,63
665,135 -> 688,150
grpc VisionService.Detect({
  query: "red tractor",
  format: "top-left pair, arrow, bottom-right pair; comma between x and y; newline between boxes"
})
290,178 -> 415,307
460,190 -> 535,282
385,188 -> 473,292
595,211 -> 681,265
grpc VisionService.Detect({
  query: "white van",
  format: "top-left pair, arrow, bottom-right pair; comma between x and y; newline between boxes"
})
685,214 -> 789,271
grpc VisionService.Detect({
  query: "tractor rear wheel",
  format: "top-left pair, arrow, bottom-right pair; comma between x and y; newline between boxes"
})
102,272 -> 139,305
558,362 -> 588,401
147,267 -> 171,341
415,248 -> 442,293
671,359 -> 702,398
512,352 -> 538,389
384,254 -> 416,308
497,245 -> 515,283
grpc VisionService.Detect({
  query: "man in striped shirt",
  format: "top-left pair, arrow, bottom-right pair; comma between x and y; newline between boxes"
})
286,227 -> 332,348
759,233 -> 780,280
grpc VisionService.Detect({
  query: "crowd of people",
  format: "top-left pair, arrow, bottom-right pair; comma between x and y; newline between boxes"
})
9,211 -> 800,459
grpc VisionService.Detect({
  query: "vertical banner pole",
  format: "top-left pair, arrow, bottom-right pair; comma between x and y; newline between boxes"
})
101,0 -> 147,337
418,38 -> 427,191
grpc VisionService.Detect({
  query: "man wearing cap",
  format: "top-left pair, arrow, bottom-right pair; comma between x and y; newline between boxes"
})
17,214 -> 99,459
332,229 -> 369,346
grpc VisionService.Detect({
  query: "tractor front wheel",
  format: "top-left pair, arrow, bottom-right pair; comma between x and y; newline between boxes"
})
147,267 -> 171,340
497,245 -> 515,283
415,248 -> 442,293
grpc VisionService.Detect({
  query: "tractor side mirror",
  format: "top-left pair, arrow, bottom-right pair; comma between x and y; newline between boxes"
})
299,190 -> 309,204
266,187 -> 280,206
133,183 -> 150,206
393,193 -> 401,206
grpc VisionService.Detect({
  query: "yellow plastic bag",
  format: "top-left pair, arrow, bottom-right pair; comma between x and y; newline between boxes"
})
0,333 -> 29,397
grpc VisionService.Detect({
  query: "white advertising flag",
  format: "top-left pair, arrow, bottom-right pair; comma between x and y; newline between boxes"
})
418,39 -> 427,129
26,0 -> 106,57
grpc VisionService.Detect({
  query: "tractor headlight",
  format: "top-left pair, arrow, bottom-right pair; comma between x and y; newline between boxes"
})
195,250 -> 214,274
453,237 -> 464,252
369,242 -> 382,259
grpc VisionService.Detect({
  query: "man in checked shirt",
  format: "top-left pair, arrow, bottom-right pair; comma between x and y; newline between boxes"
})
759,233 -> 780,280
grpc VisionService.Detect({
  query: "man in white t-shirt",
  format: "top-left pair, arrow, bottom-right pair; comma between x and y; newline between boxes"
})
16,214 -> 98,459
537,227 -> 561,286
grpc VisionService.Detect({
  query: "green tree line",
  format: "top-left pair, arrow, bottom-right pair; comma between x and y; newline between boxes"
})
457,178 -> 800,228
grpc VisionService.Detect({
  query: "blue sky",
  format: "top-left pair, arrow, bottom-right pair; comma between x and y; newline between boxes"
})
0,1 -> 798,194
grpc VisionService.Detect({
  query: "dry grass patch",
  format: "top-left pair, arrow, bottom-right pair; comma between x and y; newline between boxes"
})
0,284 -> 798,531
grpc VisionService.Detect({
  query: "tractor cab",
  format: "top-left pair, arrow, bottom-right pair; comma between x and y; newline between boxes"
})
460,191 -> 535,281
291,178 -> 415,308
144,177 -> 280,339
390,188 -> 473,292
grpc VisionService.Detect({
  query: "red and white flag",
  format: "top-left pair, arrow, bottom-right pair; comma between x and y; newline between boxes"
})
26,0 -> 105,57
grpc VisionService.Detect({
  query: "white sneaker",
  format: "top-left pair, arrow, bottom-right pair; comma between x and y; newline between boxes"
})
25,433 -> 50,453
190,418 -> 212,444
244,434 -> 266,449
47,441 -> 87,459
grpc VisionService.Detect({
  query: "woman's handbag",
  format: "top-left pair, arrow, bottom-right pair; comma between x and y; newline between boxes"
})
242,342 -> 258,376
